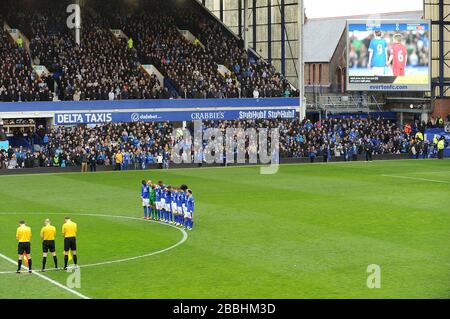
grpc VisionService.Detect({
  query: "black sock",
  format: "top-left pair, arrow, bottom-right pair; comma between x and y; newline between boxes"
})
28,259 -> 32,270
17,260 -> 22,271
64,255 -> 68,268
53,256 -> 58,268
42,257 -> 47,270
73,255 -> 77,265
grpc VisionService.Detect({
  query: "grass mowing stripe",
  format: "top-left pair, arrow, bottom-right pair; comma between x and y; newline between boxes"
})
0,160 -> 448,298
0,158 -> 448,178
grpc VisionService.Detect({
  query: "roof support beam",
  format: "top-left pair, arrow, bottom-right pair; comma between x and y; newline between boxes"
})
268,0 -> 272,63
280,0 -> 286,76
252,0 -> 257,50
243,0 -> 249,51
238,0 -> 243,38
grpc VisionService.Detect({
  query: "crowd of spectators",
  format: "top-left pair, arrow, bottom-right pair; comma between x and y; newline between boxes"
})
177,11 -> 292,98
24,7 -> 165,101
3,115 -> 447,170
116,5 -> 240,99
0,26 -> 52,102
198,116 -> 416,161
1,0 -> 295,103
425,114 -> 450,130
0,122 -> 174,170
50,122 -> 172,168
115,0 -> 294,99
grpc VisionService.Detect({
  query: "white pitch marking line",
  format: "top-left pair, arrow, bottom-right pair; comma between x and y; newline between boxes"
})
77,214 -> 189,269
0,212 -> 189,270
381,174 -> 450,184
1,158 -> 447,178
0,252 -> 90,299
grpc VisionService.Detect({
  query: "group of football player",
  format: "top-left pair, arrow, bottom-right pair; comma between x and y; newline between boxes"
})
141,180 -> 195,230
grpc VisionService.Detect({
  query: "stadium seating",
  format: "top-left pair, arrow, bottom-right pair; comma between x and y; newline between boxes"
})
0,26 -> 52,102
0,0 -> 294,102
6,6 -> 164,101
1,116 -> 423,170
175,10 -> 289,98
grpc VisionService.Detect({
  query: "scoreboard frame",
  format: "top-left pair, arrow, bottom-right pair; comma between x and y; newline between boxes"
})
346,19 -> 432,92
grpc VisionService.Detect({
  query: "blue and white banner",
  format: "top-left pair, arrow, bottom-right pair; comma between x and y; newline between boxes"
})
54,109 -> 297,125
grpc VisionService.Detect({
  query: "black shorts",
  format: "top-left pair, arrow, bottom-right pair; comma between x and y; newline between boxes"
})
18,242 -> 31,255
42,240 -> 56,253
64,237 -> 77,251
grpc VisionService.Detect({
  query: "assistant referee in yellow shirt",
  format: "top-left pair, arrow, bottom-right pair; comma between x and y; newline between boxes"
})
16,220 -> 32,273
62,216 -> 78,270
40,219 -> 58,271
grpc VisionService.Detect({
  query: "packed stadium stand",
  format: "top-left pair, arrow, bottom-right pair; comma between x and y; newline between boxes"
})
0,0 -> 448,171
0,18 -> 52,102
3,115 -> 449,170
0,0 -> 294,102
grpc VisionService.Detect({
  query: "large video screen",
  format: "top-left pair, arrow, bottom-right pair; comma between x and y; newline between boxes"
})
347,20 -> 431,91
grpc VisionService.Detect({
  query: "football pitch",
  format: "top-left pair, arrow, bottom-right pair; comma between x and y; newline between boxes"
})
0,159 -> 449,299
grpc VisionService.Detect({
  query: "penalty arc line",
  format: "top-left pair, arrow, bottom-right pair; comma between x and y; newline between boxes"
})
75,213 -> 189,268
0,213 -> 189,270
0,252 -> 90,299
0,213 -> 188,298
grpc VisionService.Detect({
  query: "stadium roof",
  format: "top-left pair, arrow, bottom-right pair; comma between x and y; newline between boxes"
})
303,10 -> 423,63
304,19 -> 347,63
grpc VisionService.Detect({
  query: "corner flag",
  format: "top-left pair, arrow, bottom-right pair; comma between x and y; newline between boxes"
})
63,250 -> 73,262
23,254 -> 28,267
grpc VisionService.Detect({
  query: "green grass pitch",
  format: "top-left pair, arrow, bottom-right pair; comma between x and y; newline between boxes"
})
0,159 -> 449,299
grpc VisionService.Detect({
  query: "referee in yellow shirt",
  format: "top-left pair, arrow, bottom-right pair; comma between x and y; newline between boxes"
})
62,216 -> 78,270
16,220 -> 32,273
40,219 -> 58,272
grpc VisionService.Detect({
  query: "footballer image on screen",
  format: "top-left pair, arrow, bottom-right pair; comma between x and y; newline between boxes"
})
347,20 -> 430,91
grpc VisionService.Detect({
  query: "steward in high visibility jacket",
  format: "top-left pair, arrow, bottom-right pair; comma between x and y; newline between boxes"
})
433,135 -> 439,146
438,139 -> 445,150
415,131 -> 424,141
437,138 -> 445,159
